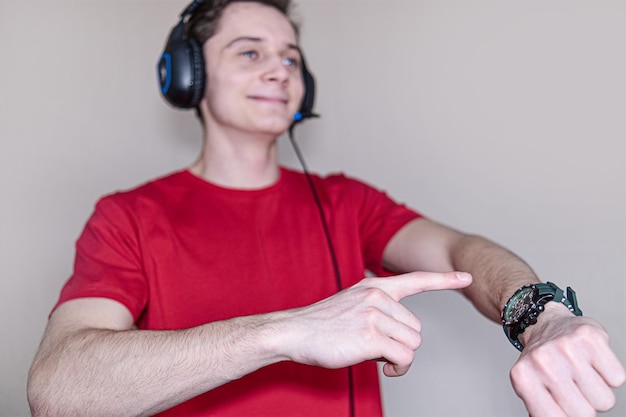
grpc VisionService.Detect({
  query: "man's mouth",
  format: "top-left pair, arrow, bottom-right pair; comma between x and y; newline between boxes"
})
248,95 -> 289,106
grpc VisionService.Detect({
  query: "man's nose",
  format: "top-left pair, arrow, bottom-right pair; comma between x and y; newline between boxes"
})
262,56 -> 290,83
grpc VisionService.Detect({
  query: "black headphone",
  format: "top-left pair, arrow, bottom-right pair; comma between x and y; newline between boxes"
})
157,0 -> 318,124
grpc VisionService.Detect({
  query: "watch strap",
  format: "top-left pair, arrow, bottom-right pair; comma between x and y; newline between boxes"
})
502,281 -> 583,351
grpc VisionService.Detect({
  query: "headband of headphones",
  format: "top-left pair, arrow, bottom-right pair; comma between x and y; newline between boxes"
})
157,0 -> 318,124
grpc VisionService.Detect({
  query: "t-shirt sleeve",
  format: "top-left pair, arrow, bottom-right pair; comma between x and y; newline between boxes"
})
53,196 -> 148,321
344,176 -> 422,276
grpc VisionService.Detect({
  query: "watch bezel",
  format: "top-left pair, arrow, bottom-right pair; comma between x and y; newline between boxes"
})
501,284 -> 540,326
501,283 -> 557,327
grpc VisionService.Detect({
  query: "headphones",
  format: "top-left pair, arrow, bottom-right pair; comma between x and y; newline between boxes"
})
157,0 -> 318,124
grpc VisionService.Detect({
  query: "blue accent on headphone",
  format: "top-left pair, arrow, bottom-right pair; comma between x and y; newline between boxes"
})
159,53 -> 172,94
293,112 -> 303,121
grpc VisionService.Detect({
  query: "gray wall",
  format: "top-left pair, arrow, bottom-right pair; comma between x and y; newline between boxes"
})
1,1 -> 624,416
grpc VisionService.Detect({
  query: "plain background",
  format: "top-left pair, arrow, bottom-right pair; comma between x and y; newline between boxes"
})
1,0 -> 625,416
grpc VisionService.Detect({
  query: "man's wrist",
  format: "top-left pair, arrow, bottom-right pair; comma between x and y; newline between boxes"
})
517,301 -> 573,347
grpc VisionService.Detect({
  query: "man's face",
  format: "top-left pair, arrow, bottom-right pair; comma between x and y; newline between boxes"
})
201,2 -> 304,136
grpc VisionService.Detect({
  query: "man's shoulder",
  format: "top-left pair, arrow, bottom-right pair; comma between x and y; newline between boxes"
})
281,166 -> 372,190
96,170 -> 192,210
280,167 -> 391,211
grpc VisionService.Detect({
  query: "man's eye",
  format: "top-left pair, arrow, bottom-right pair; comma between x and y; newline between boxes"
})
242,50 -> 258,59
282,57 -> 299,68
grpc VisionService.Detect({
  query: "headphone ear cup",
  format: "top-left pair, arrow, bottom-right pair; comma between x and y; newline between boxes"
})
157,23 -> 206,109
299,57 -> 316,116
187,37 -> 206,107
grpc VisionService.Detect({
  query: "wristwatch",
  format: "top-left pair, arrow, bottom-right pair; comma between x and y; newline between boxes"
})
501,281 -> 583,351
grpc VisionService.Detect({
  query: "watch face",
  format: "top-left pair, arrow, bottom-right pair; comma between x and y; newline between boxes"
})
502,286 -> 536,325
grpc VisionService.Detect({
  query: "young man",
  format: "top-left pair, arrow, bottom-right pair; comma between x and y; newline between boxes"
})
28,1 -> 625,416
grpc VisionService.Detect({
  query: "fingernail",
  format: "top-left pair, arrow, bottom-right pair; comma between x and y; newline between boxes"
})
456,272 -> 472,282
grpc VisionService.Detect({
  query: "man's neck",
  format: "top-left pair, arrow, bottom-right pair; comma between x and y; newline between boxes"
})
190,125 -> 281,190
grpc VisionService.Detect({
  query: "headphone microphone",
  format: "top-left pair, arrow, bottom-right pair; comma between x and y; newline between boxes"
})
157,0 -> 319,125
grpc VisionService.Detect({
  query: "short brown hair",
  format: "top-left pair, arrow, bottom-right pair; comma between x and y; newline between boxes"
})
186,0 -> 300,45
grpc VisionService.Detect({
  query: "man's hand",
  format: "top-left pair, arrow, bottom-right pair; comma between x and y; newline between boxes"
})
276,271 -> 473,377
510,303 -> 626,417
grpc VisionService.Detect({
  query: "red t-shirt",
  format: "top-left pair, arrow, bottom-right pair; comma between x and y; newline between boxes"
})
57,168 -> 421,416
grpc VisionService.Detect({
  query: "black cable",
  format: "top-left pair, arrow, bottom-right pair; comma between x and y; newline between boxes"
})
287,128 -> 342,292
288,126 -> 356,417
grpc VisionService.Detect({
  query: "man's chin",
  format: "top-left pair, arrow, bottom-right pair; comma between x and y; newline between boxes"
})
249,117 -> 293,136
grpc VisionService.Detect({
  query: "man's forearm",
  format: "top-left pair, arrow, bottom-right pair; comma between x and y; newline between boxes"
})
29,271 -> 472,416
381,219 -> 541,323
28,314 -> 285,417
449,234 -> 540,323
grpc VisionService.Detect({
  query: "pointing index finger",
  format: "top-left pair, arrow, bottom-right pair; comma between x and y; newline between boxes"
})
378,271 -> 472,302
